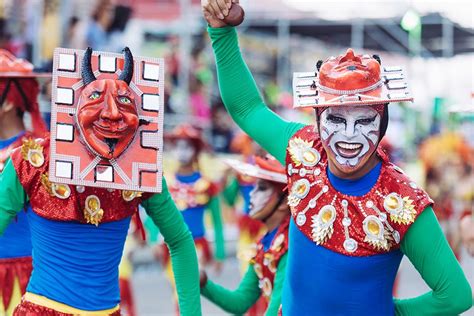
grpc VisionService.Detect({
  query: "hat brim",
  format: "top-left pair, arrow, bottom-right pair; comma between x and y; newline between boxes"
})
224,158 -> 287,184
293,66 -> 413,108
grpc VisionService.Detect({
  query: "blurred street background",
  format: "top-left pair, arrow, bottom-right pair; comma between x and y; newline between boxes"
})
1,0 -> 473,315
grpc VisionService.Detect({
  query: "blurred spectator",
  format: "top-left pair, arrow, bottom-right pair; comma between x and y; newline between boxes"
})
62,16 -> 83,49
85,0 -> 115,50
210,99 -> 234,153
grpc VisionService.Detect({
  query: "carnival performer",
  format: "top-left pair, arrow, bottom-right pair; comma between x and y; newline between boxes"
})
419,132 -> 473,258
165,124 -> 225,270
223,133 -> 264,271
0,49 -> 49,315
223,132 -> 266,315
0,47 -> 201,315
201,155 -> 290,315
201,1 -> 472,314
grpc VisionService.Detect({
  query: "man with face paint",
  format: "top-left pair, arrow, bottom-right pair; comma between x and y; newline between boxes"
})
164,124 -> 225,286
0,50 -> 48,315
0,48 -> 201,315
201,155 -> 289,315
201,1 -> 472,315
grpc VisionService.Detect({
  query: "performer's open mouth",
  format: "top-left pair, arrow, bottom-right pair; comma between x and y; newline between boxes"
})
335,141 -> 362,158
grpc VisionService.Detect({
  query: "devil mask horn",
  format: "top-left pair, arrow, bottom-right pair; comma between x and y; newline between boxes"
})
118,47 -> 134,85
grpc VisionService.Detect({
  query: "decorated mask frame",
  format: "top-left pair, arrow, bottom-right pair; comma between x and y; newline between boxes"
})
49,47 -> 164,193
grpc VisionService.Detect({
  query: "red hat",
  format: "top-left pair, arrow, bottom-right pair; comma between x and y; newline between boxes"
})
165,123 -> 208,152
292,48 -> 412,109
230,132 -> 255,156
225,155 -> 287,184
0,49 -> 49,134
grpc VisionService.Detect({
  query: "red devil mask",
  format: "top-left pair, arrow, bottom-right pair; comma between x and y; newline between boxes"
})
77,47 -> 139,159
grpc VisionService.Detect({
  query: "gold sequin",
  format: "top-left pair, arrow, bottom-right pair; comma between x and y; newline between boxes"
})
367,219 -> 381,235
52,183 -> 71,199
84,195 -> 104,226
384,193 -> 417,225
122,190 -> 142,202
288,137 -> 315,167
21,139 -> 44,168
311,205 -> 336,244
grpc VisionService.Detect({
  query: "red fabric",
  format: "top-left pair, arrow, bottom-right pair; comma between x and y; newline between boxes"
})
246,296 -> 267,316
0,131 -> 32,172
161,237 -> 212,266
251,216 -> 290,303
286,126 -> 433,257
119,278 -> 136,316
0,78 -> 46,135
0,257 -> 32,310
11,137 -> 151,223
238,214 -> 265,239
13,300 -> 121,316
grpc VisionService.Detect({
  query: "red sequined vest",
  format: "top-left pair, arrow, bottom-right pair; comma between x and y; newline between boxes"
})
285,126 -> 432,256
251,216 -> 290,302
11,137 -> 151,225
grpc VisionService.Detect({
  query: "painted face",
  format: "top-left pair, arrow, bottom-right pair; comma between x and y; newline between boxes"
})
77,79 -> 139,159
174,139 -> 196,165
249,179 -> 280,220
319,106 -> 381,173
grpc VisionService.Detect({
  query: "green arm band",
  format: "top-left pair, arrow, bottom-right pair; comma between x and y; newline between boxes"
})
222,177 -> 239,206
0,158 -> 27,235
395,206 -> 472,315
142,178 -> 202,316
208,196 -> 226,260
265,253 -> 288,316
208,26 -> 304,165
202,263 -> 261,314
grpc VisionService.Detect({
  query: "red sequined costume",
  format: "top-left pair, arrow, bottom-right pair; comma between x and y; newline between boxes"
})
287,126 -> 432,256
250,216 -> 290,306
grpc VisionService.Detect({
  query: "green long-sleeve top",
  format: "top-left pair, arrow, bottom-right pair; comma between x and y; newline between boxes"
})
208,195 -> 226,261
208,26 -> 472,315
0,158 -> 201,316
222,177 -> 240,206
202,253 -> 288,315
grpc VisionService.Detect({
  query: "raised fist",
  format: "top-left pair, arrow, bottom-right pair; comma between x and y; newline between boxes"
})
201,0 -> 244,28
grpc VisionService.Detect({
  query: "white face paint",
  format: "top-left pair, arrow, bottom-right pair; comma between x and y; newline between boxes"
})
320,106 -> 381,168
174,139 -> 196,165
249,180 -> 274,219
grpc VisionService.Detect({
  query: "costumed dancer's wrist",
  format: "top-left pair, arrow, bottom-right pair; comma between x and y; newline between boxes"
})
207,25 -> 237,40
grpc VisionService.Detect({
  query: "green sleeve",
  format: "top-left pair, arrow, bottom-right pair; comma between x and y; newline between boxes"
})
201,263 -> 261,314
395,206 -> 472,315
0,158 -> 27,234
222,177 -> 239,206
265,253 -> 288,316
208,26 -> 304,165
142,178 -> 202,316
208,196 -> 226,261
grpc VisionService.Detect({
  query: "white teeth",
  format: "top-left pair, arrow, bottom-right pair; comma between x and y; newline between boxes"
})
337,142 -> 362,150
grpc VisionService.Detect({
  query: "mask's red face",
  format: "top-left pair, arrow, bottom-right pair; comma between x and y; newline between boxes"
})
77,79 -> 139,159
